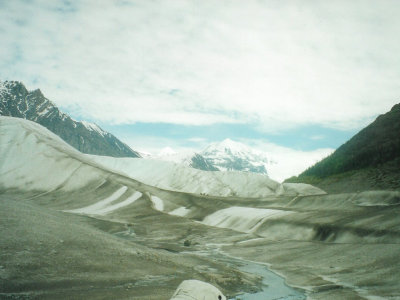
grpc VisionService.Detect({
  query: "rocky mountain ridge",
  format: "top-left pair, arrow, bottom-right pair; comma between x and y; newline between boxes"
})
0,80 -> 140,158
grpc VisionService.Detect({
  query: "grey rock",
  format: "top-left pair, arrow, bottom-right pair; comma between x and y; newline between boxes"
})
0,80 -> 140,158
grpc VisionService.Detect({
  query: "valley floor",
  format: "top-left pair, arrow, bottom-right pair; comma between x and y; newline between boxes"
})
0,192 -> 257,299
1,187 -> 400,299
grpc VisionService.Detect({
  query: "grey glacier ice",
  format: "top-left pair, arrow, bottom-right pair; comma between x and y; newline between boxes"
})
86,154 -> 326,198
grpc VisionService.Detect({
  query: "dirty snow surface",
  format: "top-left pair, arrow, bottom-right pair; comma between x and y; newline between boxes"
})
66,187 -> 142,216
86,155 -> 325,198
0,116 -> 98,191
0,116 -> 324,198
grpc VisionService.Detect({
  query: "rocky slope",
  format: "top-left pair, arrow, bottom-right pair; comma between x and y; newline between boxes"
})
156,148 -> 218,171
0,80 -> 140,158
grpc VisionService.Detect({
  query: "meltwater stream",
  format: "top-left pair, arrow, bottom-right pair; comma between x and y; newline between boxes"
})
114,228 -> 305,299
194,247 -> 306,300
230,258 -> 305,300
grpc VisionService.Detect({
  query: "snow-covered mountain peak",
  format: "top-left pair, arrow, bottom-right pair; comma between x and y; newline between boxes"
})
201,139 -> 269,174
147,139 -> 271,174
0,81 -> 23,96
215,138 -> 248,153
202,139 -> 267,160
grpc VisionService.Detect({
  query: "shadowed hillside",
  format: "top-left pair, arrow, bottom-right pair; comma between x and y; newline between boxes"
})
286,103 -> 400,192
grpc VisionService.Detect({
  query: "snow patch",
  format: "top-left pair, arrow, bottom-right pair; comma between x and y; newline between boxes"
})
93,191 -> 142,215
150,195 -> 164,211
37,106 -> 51,116
81,120 -> 106,136
65,186 -> 128,214
202,207 -> 292,233
169,206 -> 191,217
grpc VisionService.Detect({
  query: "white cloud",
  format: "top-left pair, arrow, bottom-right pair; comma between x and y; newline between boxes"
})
238,138 -> 334,182
1,0 -> 400,132
119,135 -> 198,156
265,146 -> 334,183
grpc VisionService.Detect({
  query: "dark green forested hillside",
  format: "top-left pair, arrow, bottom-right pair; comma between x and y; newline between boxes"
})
286,103 -> 400,192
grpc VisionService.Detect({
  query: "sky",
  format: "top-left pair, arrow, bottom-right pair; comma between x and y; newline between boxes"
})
1,0 -> 400,181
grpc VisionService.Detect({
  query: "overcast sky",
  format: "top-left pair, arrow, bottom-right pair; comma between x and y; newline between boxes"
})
1,0 -> 399,181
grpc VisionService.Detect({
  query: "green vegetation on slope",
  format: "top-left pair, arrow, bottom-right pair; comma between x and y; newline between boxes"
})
286,103 -> 400,191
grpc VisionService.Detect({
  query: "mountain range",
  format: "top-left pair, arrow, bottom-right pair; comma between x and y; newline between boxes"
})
0,80 -> 140,158
0,80 -> 276,175
201,138 -> 269,174
154,139 -> 271,174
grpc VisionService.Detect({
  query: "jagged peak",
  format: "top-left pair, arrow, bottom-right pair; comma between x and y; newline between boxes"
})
4,80 -> 23,86
31,88 -> 44,97
0,81 -> 49,100
0,80 -> 141,158
219,138 -> 248,150
0,80 -> 27,91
